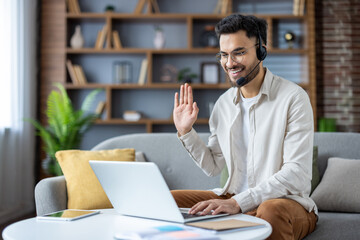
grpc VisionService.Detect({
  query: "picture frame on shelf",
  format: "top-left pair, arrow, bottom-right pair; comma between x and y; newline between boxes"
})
201,62 -> 220,84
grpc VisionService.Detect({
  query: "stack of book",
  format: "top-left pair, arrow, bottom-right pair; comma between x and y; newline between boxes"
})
95,25 -> 122,49
123,111 -> 141,121
66,60 -> 88,85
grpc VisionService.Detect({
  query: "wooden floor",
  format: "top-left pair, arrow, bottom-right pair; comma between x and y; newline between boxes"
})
0,212 -> 36,240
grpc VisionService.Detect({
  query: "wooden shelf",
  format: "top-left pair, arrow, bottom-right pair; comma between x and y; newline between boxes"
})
67,12 -> 306,20
66,47 -> 307,55
65,83 -> 230,90
95,118 -> 208,125
66,48 -> 219,54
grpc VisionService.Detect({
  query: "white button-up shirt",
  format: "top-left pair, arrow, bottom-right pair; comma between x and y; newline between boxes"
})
179,68 -> 317,214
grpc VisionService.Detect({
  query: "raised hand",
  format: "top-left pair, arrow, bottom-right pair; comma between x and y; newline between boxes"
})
173,83 -> 199,136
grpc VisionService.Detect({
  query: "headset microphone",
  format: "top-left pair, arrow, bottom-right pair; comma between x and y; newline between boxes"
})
236,60 -> 261,87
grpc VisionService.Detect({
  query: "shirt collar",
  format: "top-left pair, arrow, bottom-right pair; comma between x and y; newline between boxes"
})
258,67 -> 273,100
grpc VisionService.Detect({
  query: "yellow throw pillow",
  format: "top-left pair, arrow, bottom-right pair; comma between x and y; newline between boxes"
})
56,149 -> 135,210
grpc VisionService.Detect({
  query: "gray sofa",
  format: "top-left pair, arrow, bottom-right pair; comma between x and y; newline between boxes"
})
35,132 -> 360,240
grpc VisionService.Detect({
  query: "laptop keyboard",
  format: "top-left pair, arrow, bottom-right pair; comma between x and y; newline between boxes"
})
181,212 -> 200,219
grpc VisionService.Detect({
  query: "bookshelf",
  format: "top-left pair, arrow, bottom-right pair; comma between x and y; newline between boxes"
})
40,0 -> 316,148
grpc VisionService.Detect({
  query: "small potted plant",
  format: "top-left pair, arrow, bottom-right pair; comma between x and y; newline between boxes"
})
27,83 -> 102,176
104,5 -> 115,12
177,68 -> 198,84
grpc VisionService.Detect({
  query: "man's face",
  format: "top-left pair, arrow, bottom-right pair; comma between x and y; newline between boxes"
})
218,30 -> 259,86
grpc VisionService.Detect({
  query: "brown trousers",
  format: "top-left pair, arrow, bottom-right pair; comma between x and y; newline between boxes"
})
171,190 -> 317,240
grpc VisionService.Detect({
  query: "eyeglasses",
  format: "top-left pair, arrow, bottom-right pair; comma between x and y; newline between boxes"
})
216,45 -> 257,64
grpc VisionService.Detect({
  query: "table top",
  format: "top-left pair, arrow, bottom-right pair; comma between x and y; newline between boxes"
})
3,209 -> 272,240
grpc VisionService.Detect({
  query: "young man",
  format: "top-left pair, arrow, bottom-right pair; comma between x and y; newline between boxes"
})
172,14 -> 317,239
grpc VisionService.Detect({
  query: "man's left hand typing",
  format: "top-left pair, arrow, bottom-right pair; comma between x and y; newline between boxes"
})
189,198 -> 241,215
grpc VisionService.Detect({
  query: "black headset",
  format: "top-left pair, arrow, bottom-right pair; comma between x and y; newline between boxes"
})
235,17 -> 267,87
252,18 -> 267,61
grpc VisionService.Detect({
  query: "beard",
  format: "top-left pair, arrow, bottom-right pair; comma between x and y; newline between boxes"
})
227,60 -> 261,88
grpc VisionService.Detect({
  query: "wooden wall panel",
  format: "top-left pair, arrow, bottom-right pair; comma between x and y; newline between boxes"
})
39,0 -> 66,178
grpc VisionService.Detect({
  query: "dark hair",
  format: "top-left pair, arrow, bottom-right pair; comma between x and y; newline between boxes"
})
215,14 -> 268,45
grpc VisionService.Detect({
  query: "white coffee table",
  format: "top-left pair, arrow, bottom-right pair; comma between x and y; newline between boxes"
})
2,209 -> 272,240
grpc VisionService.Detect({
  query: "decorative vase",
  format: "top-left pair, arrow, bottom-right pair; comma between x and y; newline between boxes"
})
70,25 -> 84,49
153,30 -> 165,49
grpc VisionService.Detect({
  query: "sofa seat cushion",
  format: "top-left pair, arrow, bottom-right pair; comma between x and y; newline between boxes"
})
311,157 -> 360,212
304,212 -> 360,240
56,149 -> 135,210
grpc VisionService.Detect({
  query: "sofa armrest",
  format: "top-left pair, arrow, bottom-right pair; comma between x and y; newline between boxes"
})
34,176 -> 67,216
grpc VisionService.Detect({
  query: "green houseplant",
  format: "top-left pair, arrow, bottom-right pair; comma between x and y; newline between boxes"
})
177,67 -> 198,84
28,83 -> 102,176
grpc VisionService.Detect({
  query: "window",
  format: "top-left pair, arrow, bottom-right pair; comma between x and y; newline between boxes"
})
0,1 -> 16,128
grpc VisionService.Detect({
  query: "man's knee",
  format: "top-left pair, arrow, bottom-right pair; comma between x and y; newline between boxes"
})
256,199 -> 291,224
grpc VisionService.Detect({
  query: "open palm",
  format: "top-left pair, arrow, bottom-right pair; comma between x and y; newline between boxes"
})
173,84 -> 199,136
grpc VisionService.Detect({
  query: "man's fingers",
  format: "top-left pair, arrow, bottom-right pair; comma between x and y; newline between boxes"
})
192,102 -> 199,118
188,84 -> 193,105
201,203 -> 216,216
184,83 -> 188,104
174,92 -> 179,108
212,205 -> 224,215
190,201 -> 207,215
179,85 -> 184,105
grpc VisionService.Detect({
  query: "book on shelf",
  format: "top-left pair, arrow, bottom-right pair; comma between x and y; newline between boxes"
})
293,0 -> 299,15
67,0 -> 81,14
151,0 -> 160,13
95,101 -> 106,118
95,30 -> 101,48
298,0 -> 305,16
293,0 -> 305,16
214,0 -> 231,15
138,58 -> 148,85
95,25 -> 108,49
112,30 -> 122,49
134,0 -> 160,14
134,0 -> 146,14
221,0 -> 229,15
66,60 -> 79,85
73,65 -> 87,85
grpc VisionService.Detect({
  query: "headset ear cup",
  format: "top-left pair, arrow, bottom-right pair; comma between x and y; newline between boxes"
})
256,33 -> 267,61
258,46 -> 267,61
256,44 -> 267,61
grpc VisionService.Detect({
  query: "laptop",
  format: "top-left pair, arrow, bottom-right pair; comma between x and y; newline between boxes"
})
89,161 -> 229,223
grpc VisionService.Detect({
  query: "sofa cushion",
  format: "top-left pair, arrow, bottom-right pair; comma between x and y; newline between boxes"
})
310,157 -> 360,212
56,149 -> 135,210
